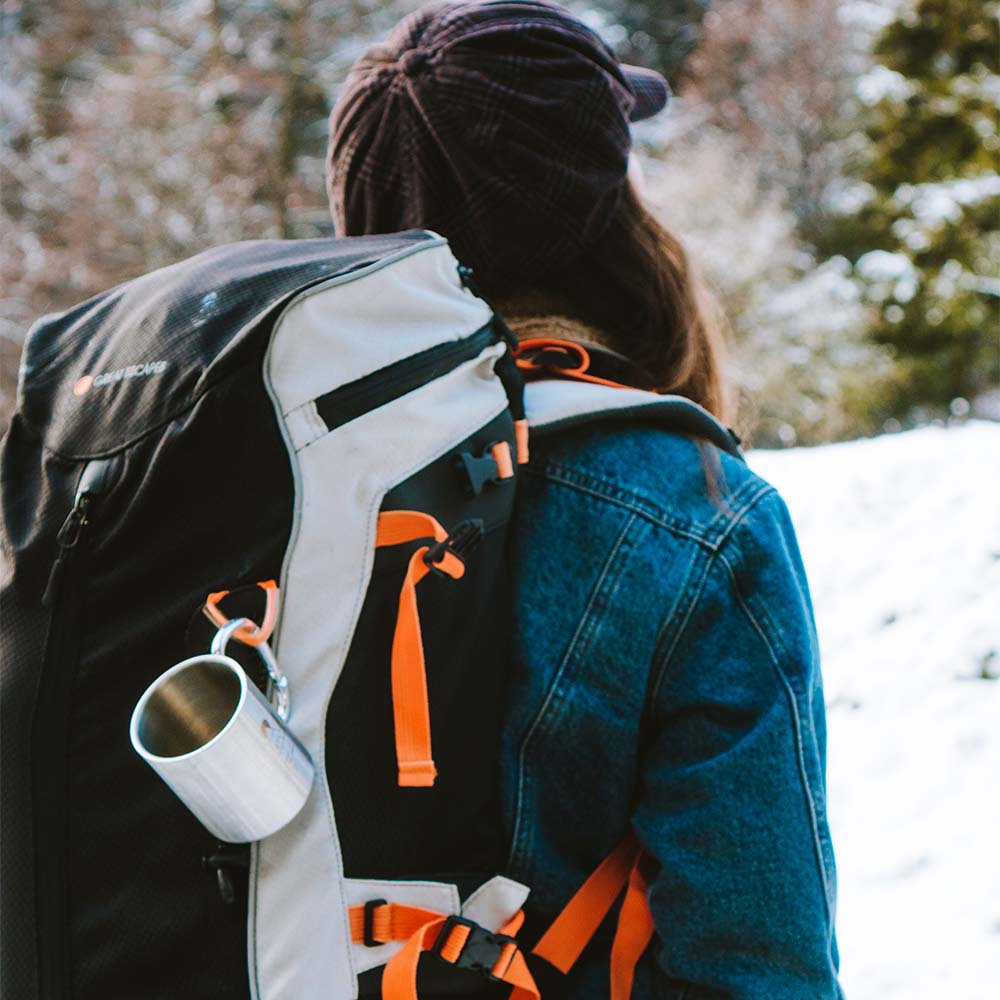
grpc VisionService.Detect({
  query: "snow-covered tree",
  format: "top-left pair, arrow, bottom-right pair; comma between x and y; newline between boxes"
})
643,132 -> 889,446
843,0 -> 1000,419
0,0 -> 424,422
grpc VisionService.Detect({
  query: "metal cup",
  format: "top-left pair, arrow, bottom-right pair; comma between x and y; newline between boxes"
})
129,619 -> 314,843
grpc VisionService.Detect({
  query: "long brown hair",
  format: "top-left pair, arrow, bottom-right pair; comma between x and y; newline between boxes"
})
507,180 -> 733,425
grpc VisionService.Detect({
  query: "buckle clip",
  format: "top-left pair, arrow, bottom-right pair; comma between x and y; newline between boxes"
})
431,915 -> 518,980
457,447 -> 503,497
362,898 -> 387,947
422,519 -> 484,576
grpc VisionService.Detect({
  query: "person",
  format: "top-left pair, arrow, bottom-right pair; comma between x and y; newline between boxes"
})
326,1 -> 844,998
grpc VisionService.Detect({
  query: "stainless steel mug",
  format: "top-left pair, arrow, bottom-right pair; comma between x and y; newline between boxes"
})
129,619 -> 314,843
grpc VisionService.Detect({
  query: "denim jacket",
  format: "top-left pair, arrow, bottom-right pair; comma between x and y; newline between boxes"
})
501,420 -> 843,999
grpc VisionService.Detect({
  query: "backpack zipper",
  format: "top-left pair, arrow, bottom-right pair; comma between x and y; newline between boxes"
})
313,324 -> 499,432
34,456 -> 119,998
42,459 -> 118,607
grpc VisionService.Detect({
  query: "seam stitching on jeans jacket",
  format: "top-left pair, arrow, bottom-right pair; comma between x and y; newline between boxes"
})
508,511 -> 638,872
527,461 -> 770,553
646,482 -> 777,706
717,547 -> 838,945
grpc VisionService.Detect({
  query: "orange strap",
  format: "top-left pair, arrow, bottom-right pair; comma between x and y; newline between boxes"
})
609,859 -> 655,1000
375,511 -> 465,787
202,579 -> 279,647
491,440 -> 515,479
348,901 -> 444,944
533,834 -> 654,1000
513,418 -> 530,465
348,902 -> 540,1000
514,338 -> 634,391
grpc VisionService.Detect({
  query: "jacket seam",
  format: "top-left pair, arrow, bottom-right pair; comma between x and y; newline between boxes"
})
507,512 -> 638,872
716,547 -> 840,977
525,463 -> 769,554
645,481 -> 778,706
647,551 -> 714,708
711,481 -> 776,548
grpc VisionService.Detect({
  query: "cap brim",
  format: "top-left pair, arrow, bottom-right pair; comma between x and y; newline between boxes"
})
622,64 -> 671,122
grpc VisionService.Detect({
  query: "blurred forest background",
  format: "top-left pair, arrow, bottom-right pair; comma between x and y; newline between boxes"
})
1,0 -> 997,445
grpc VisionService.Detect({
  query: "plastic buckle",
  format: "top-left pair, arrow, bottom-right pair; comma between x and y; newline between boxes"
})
457,447 -> 504,497
422,519 -> 483,576
363,898 -> 387,947
431,915 -> 518,980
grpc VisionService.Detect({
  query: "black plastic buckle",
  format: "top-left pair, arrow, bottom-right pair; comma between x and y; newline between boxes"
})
202,844 -> 250,907
362,898 -> 387,947
422,519 -> 484,576
457,446 -> 504,497
431,915 -> 518,980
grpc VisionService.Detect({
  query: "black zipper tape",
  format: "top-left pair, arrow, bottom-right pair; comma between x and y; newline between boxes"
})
313,324 -> 497,432
33,456 -> 119,998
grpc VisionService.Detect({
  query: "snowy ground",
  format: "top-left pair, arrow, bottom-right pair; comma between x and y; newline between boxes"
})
749,422 -> 1000,1000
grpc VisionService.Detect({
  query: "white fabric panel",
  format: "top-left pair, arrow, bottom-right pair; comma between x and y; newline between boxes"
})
252,340 -> 508,1000
268,240 -> 492,416
525,379 -> 667,427
344,878 -> 462,975
461,875 -> 531,932
283,400 -> 325,451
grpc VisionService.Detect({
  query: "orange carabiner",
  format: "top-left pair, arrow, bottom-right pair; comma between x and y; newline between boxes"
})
202,580 -> 279,647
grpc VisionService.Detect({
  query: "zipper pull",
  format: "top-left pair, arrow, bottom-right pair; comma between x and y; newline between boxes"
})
42,458 -> 117,607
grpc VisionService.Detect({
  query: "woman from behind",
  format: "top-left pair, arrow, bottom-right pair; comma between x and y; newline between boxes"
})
327,2 -> 843,997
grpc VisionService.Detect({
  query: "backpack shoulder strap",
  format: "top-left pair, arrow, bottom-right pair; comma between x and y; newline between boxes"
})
524,379 -> 745,462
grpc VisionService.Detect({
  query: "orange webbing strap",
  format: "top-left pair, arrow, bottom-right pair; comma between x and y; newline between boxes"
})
491,440 -> 515,479
609,860 -> 655,1000
513,338 -> 635,391
532,834 -> 641,972
348,902 -> 443,945
375,511 -> 465,787
532,833 -> 654,1000
514,418 -> 530,465
348,903 -> 540,1000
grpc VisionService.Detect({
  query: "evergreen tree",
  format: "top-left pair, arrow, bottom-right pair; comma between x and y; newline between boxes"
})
848,0 -> 999,418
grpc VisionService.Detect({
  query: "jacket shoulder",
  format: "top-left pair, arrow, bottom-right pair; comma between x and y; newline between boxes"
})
527,422 -> 776,550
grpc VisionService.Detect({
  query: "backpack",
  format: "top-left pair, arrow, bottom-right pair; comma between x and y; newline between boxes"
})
0,231 -> 742,1000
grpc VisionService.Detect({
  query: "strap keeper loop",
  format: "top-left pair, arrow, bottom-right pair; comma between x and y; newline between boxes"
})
363,898 -> 388,947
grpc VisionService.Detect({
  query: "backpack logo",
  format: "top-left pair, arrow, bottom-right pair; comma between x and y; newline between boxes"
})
73,361 -> 168,396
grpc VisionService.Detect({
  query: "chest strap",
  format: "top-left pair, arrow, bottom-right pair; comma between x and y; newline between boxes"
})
349,901 -> 540,1000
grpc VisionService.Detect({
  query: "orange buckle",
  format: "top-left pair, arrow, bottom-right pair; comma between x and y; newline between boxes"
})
202,580 -> 279,647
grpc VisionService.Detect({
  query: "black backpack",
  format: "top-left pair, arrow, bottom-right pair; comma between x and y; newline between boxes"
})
0,232 -> 741,1000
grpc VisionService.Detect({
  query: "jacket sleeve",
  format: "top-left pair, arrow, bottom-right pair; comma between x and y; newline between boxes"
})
632,487 -> 844,999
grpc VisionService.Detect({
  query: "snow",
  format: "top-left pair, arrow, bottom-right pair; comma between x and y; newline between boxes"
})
856,64 -> 914,105
855,249 -> 917,282
748,423 -> 1000,999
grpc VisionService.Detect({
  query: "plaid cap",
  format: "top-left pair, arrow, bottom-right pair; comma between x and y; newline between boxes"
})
326,0 -> 670,292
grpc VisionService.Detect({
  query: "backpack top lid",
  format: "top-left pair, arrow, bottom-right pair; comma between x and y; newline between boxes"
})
16,232 -> 437,461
